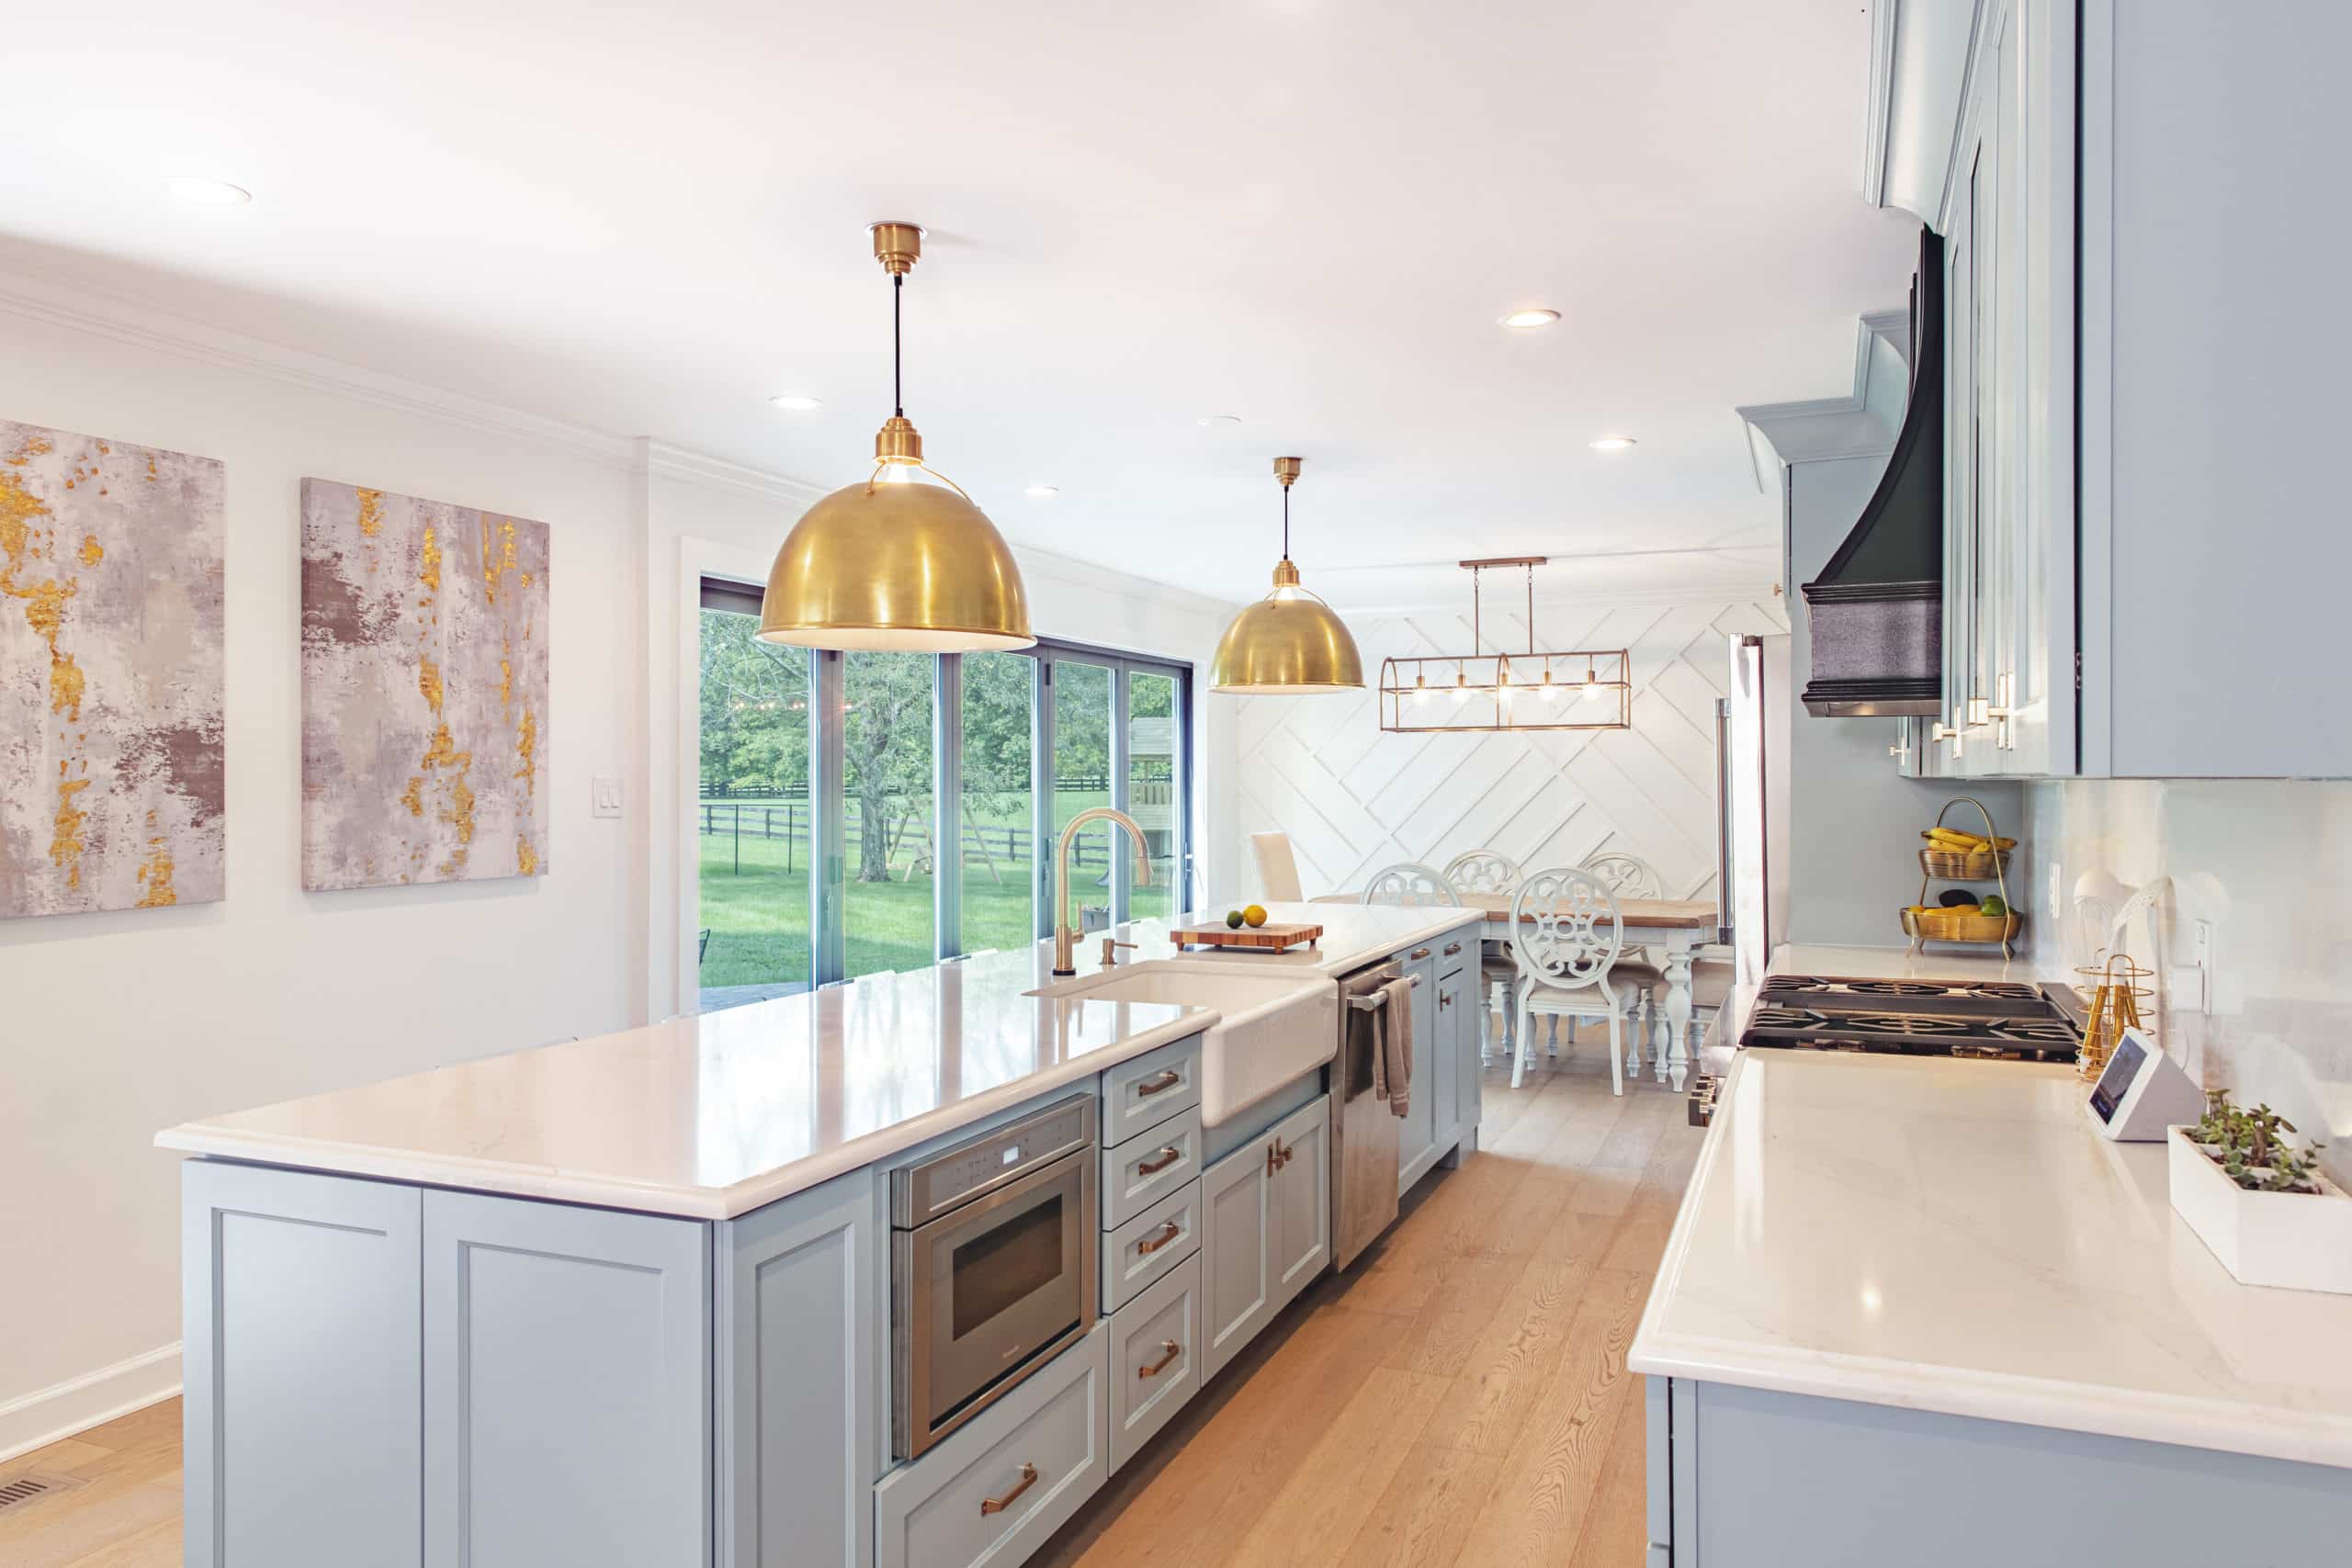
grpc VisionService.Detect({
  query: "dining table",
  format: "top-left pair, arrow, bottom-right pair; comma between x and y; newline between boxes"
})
1313,891 -> 1719,1088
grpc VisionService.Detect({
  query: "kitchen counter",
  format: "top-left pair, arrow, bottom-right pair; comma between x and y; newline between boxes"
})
154,902 -> 1476,1218
1633,1031 -> 2352,1470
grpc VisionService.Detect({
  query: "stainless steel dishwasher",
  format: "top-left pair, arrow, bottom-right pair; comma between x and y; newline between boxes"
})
1330,958 -> 1414,1269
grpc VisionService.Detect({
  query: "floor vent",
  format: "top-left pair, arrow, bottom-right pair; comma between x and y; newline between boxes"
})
0,1472 -> 81,1514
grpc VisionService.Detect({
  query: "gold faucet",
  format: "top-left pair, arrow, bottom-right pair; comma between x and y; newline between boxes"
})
1052,807 -> 1153,975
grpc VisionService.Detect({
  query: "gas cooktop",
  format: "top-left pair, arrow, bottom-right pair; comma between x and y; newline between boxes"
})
1741,975 -> 2080,1062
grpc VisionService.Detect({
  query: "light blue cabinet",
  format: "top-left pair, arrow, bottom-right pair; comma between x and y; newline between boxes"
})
422,1189 -> 711,1568
1646,1376 -> 2352,1564
718,1168 -> 879,1568
1396,944 -> 1440,1189
182,1161 -> 423,1568
1198,1089 -> 1332,1383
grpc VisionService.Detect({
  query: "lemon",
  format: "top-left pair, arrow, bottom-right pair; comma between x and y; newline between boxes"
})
1243,904 -> 1269,929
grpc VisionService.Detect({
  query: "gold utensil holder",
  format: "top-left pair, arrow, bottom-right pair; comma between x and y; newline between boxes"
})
1905,795 -> 2022,959
2075,953 -> 2155,1079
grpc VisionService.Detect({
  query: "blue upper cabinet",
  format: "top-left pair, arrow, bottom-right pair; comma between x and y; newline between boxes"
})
1875,0 -> 2352,780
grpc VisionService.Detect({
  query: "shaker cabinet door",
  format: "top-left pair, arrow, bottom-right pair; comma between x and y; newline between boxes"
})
1197,1140 -> 1272,1382
1268,1095 -> 1331,1314
423,1190 -> 711,1568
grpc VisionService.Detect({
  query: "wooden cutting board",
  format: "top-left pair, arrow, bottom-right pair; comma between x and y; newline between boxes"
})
1169,921 -> 1322,953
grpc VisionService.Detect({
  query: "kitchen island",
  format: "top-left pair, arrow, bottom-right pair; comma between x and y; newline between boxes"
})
158,901 -> 1482,1568
1636,947 -> 2352,1565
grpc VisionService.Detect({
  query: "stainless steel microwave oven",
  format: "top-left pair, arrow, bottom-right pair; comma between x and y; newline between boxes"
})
889,1096 -> 1098,1460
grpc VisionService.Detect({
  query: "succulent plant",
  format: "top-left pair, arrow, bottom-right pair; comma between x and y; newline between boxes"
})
2193,1090 -> 2325,1194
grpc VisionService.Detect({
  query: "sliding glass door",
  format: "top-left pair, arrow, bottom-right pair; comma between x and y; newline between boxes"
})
695,581 -> 1193,1011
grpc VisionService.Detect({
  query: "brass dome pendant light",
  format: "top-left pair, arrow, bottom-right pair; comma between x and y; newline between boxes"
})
1210,456 -> 1364,694
757,222 -> 1035,651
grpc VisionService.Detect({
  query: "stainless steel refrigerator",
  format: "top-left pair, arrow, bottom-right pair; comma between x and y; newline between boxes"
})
1714,633 -> 1791,998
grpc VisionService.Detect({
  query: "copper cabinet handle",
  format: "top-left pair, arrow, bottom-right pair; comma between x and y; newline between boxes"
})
979,1461 -> 1039,1517
1410,947 -> 1431,960
1138,1339 -> 1182,1379
1137,1219 -> 1183,1256
1136,1145 -> 1182,1176
1438,993 -> 1453,1009
1443,941 -> 1462,956
1266,1144 -> 1280,1177
1136,1069 -> 1183,1098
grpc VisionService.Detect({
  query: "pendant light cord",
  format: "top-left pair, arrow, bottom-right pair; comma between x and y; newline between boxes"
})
892,274 -> 904,419
1282,486 -> 1291,561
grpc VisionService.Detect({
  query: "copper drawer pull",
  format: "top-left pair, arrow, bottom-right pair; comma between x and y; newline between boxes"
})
979,1461 -> 1039,1517
1136,1068 -> 1183,1098
1136,1145 -> 1182,1176
1137,1219 -> 1183,1256
1410,946 -> 1431,960
1138,1339 -> 1182,1379
1443,941 -> 1462,956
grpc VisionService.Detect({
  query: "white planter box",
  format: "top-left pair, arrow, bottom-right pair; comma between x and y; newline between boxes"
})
2167,1127 -> 2352,1295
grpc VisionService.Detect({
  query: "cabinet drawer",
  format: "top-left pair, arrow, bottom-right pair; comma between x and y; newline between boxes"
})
1108,1255 -> 1201,1475
872,1324 -> 1107,1568
1436,932 -> 1470,979
1101,1035 -> 1202,1145
1102,1179 -> 1200,1313
1101,1108 -> 1203,1231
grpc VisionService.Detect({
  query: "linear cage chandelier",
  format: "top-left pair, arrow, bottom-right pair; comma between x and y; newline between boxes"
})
1378,558 -> 1632,734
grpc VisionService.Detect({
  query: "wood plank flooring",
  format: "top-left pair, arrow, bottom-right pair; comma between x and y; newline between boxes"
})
0,1045 -> 1701,1568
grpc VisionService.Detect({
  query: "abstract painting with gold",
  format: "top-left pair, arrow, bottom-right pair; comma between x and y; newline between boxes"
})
0,420 -> 226,919
300,479 -> 548,891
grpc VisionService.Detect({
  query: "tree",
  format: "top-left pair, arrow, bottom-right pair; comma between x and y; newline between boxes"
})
843,652 -> 933,882
698,610 -> 808,796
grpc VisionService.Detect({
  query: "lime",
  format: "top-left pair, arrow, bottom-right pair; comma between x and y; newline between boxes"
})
1226,909 -> 1245,929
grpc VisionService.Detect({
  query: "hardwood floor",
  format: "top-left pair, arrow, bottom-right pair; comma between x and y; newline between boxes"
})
1033,1045 -> 1701,1568
0,1044 -> 1700,1568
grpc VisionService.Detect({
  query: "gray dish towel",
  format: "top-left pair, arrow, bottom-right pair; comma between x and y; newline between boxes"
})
1369,976 -> 1414,1119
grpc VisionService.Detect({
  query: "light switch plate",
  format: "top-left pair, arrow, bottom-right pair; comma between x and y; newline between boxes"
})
592,775 -> 624,818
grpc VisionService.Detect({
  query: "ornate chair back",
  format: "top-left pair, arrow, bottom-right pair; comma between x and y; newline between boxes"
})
1509,867 -> 1626,993
1442,850 -> 1521,898
1362,862 -> 1460,908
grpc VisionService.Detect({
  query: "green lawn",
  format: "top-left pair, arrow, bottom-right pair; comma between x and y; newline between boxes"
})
695,789 -> 1173,987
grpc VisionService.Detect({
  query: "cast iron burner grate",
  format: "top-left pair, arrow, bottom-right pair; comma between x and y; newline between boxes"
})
1991,1020 -> 2079,1043
1835,1013 -> 1973,1035
1842,980 -> 1951,997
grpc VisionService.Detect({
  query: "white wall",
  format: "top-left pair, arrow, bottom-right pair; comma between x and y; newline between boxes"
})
2023,778 -> 2352,1189
1226,592 -> 1787,902
0,278 -> 1239,1456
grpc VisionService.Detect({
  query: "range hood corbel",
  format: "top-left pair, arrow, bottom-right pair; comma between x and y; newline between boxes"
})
1800,226 -> 1945,717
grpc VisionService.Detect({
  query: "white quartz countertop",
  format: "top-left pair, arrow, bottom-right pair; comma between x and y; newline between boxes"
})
1637,948 -> 2352,1471
155,903 -> 1477,1219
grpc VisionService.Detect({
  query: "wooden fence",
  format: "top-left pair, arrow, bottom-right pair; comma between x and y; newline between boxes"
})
695,799 -> 1121,875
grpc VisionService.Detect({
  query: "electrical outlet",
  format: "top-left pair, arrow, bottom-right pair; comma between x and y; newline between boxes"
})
592,775 -> 624,819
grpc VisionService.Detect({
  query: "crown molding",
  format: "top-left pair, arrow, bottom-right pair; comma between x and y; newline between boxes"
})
0,269 -> 642,467
1735,308 -> 1913,490
641,440 -> 829,506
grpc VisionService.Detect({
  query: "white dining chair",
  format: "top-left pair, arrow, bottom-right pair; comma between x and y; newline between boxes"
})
1442,851 -> 1522,1066
1251,831 -> 1305,903
1578,850 -> 1666,1056
1507,867 -> 1634,1095
1361,861 -> 1460,908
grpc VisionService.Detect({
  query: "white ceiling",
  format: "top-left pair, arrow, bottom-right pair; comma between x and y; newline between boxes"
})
0,0 -> 1917,609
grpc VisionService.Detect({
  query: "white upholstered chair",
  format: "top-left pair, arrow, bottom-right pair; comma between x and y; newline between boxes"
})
1441,851 -> 1521,1065
1507,867 -> 1635,1094
1251,831 -> 1305,903
1361,861 -> 1460,908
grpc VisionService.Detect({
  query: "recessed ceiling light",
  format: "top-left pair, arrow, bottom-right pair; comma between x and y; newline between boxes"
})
1499,308 -> 1561,330
166,177 -> 252,207
769,394 -> 823,412
1023,484 -> 1059,499
1589,435 -> 1637,453
1196,414 -> 1242,426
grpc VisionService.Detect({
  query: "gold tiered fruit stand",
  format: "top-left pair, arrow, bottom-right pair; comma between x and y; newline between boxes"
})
1900,796 -> 2025,959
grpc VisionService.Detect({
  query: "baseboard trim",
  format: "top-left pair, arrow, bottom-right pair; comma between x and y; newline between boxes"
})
0,1342 -> 181,1463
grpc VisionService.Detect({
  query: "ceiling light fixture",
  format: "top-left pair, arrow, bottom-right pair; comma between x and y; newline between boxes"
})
1499,308 -> 1560,330
167,177 -> 251,207
769,394 -> 823,412
757,222 -> 1034,652
1379,558 -> 1630,733
1196,414 -> 1242,427
1023,484 -> 1059,499
1211,457 -> 1364,694
1589,434 -> 1637,453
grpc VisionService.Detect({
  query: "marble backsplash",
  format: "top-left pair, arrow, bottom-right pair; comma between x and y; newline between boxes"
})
2022,778 -> 2352,1187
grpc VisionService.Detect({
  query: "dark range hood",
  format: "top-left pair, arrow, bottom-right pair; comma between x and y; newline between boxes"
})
1801,226 -> 1944,717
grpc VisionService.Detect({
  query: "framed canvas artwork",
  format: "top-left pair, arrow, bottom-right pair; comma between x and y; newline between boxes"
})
300,479 -> 548,891
0,420 -> 226,918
